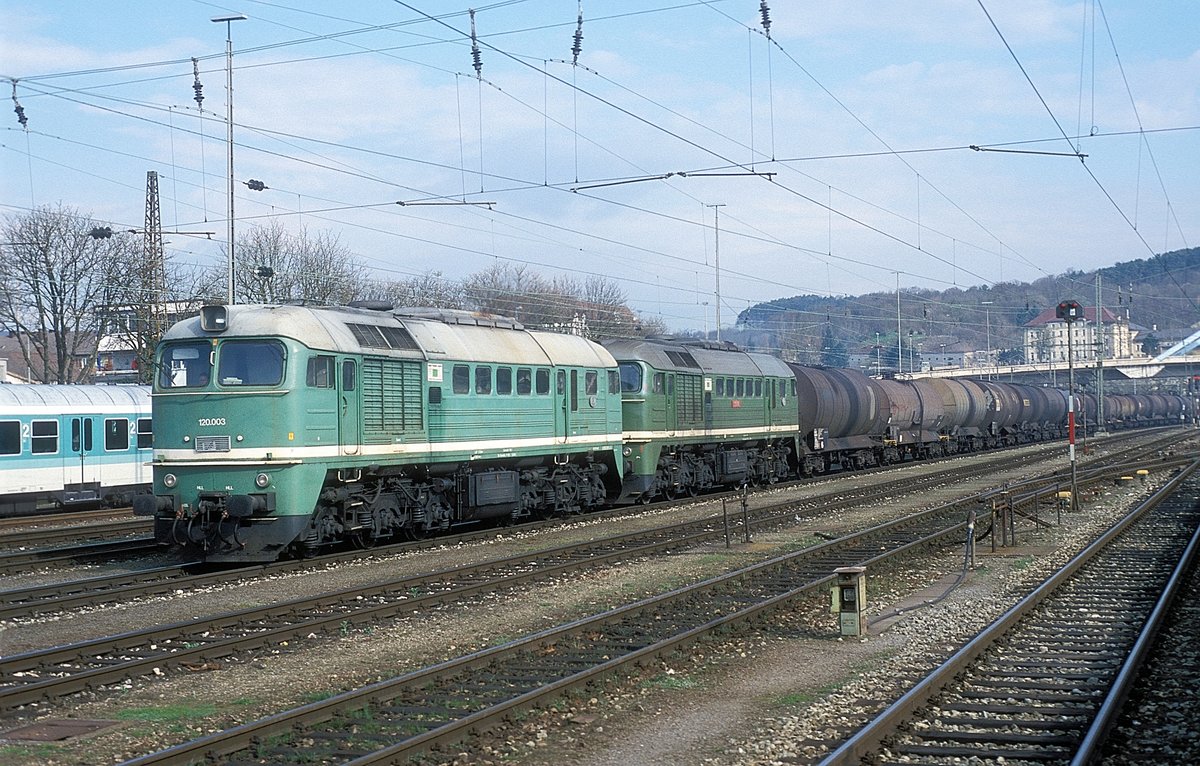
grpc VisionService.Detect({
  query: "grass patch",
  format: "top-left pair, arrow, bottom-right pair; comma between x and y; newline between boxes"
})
643,673 -> 700,690
0,744 -> 64,760
1011,555 -> 1034,570
116,702 -> 219,722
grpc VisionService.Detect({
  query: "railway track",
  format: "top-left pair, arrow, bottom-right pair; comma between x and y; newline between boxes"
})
0,507 -> 136,531
0,446 -> 1180,763
0,429 -> 1179,621
817,458 -> 1200,765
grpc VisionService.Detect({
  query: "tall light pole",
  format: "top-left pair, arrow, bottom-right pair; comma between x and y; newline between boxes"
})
213,13 -> 247,305
895,272 -> 902,373
707,204 -> 726,342
981,301 -> 993,375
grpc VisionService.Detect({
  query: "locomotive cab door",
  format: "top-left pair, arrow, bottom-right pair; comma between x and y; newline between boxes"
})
338,359 -> 361,455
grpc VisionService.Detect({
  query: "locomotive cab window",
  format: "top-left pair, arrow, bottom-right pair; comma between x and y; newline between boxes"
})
307,356 -> 335,388
218,340 -> 285,386
159,341 -> 212,389
0,421 -> 18,455
104,418 -> 130,451
618,362 -> 643,394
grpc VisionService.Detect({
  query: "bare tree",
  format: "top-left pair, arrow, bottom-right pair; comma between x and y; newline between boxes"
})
0,204 -> 134,383
231,221 -> 365,305
380,271 -> 466,309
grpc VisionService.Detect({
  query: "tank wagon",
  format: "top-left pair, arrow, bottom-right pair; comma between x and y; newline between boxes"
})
602,337 -> 799,502
0,384 -> 152,516
135,304 -> 624,562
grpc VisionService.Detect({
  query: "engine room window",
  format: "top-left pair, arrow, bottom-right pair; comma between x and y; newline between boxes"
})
104,418 -> 130,451
716,378 -> 725,396
536,368 -> 550,395
307,356 -> 335,388
159,341 -> 212,389
516,368 -> 532,395
453,364 -> 470,394
618,363 -> 643,393
608,369 -> 619,394
496,367 -> 512,395
585,370 -> 598,396
736,379 -> 745,397
652,373 -> 665,394
475,366 -> 493,395
218,340 -> 285,386
755,380 -> 763,397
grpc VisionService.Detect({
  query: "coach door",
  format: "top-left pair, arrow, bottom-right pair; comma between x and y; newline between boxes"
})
339,359 -> 361,455
69,416 -> 95,498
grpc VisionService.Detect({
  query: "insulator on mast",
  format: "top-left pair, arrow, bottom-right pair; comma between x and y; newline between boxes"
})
759,1 -> 772,38
470,9 -> 483,78
11,80 -> 27,129
191,58 -> 204,108
572,1 -> 584,64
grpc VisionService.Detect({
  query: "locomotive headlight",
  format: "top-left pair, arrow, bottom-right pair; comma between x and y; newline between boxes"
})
163,473 -> 178,488
255,472 -> 270,488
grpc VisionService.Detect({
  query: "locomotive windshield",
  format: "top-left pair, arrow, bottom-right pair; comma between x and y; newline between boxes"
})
218,340 -> 286,387
158,342 -> 213,389
618,362 -> 643,393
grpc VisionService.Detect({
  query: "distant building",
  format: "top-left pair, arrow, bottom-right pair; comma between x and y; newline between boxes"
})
1022,307 -> 1135,363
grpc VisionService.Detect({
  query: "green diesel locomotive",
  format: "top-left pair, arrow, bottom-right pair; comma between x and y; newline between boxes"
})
135,304 -> 624,562
603,338 -> 800,502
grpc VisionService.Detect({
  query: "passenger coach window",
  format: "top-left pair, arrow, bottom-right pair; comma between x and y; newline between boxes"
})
453,364 -> 470,394
32,421 -> 58,454
159,341 -> 212,388
536,369 -> 550,395
104,418 -> 130,451
137,418 -> 153,449
497,367 -> 512,395
517,368 -> 532,395
618,363 -> 643,394
218,340 -> 285,386
307,356 -> 334,388
0,421 -> 18,454
475,367 -> 492,395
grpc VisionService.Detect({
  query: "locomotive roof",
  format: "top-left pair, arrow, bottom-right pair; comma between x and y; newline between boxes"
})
602,337 -> 793,378
161,304 -> 616,368
0,383 -> 150,410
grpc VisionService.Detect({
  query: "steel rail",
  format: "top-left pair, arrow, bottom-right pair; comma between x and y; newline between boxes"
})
817,457 -> 1200,766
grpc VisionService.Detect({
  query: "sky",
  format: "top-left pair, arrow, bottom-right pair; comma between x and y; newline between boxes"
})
1,0 -> 1197,333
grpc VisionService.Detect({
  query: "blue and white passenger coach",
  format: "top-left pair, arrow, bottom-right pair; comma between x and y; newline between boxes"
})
0,384 -> 152,515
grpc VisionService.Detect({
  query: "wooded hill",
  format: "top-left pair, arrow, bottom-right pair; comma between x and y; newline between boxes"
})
733,247 -> 1200,366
